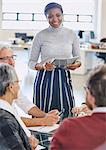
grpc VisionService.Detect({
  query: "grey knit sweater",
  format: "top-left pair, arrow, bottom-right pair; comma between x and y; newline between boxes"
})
28,25 -> 80,69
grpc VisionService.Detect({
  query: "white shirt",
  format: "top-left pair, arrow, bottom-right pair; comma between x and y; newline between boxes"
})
93,107 -> 106,113
13,91 -> 35,114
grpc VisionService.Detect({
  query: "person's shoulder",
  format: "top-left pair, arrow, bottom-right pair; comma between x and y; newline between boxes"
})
62,115 -> 91,127
62,26 -> 74,32
37,28 -> 49,34
62,27 -> 76,36
35,28 -> 49,39
0,109 -> 18,126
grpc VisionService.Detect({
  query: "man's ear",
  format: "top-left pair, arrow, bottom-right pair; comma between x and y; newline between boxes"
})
8,83 -> 14,93
87,90 -> 96,108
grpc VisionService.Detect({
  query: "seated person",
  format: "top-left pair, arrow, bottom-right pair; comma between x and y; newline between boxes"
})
0,44 -> 60,126
50,64 -> 106,150
0,63 -> 38,149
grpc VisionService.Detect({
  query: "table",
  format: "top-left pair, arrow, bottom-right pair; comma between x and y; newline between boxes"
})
10,43 -> 31,50
0,40 -> 31,50
82,48 -> 106,53
28,124 -> 59,150
32,131 -> 53,149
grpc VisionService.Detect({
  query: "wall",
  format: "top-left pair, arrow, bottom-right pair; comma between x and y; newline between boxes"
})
0,0 -> 106,40
0,0 -> 39,40
0,0 -> 1,27
100,0 -> 106,39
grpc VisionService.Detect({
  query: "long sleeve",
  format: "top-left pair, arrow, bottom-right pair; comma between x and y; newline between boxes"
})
72,31 -> 80,58
28,26 -> 81,70
13,91 -> 35,114
28,33 -> 41,70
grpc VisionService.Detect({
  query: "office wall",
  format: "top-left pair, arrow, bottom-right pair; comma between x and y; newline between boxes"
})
100,0 -> 106,39
0,0 -> 1,27
0,0 -> 38,40
0,0 -> 106,40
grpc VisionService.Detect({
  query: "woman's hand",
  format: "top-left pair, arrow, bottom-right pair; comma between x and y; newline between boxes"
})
66,61 -> 81,70
35,62 -> 56,71
44,62 -> 56,71
35,63 -> 44,70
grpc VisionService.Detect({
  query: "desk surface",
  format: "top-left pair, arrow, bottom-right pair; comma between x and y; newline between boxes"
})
11,43 -> 31,49
0,40 -> 31,50
81,48 -> 106,53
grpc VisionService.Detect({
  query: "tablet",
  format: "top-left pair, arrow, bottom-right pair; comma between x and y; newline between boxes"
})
52,56 -> 79,68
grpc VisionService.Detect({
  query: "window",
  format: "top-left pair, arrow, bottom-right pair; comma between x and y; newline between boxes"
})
2,0 -> 96,31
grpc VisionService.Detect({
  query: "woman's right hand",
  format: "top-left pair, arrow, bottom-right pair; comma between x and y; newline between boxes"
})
35,63 -> 43,70
44,62 -> 56,71
35,62 -> 55,71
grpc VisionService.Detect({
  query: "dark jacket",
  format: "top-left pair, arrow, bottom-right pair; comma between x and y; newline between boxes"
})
0,109 -> 31,150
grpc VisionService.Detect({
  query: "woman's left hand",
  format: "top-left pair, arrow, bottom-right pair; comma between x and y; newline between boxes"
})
66,61 -> 81,70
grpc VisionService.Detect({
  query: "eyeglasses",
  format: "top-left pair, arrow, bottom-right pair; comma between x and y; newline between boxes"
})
13,80 -> 22,84
0,55 -> 17,62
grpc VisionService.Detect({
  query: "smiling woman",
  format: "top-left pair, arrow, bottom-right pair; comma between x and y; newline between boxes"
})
28,2 -> 81,119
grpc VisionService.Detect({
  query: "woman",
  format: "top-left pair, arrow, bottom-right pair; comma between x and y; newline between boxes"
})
0,64 -> 38,150
28,2 -> 81,119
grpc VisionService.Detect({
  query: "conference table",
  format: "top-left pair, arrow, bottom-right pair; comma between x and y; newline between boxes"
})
28,124 -> 59,150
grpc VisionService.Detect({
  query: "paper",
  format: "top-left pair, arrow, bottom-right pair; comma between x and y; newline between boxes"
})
28,124 -> 59,133
36,145 -> 45,150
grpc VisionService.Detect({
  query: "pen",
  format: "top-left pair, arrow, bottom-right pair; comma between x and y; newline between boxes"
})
58,108 -> 65,116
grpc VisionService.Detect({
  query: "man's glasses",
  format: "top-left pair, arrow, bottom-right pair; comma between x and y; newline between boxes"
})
13,80 -> 22,85
0,55 -> 17,62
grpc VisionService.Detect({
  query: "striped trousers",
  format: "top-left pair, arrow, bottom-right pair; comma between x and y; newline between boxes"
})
33,68 -> 75,119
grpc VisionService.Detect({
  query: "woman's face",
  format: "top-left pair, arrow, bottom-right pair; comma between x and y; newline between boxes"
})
47,8 -> 63,28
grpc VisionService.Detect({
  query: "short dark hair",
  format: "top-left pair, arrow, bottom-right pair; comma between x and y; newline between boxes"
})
87,64 -> 106,107
44,2 -> 63,16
